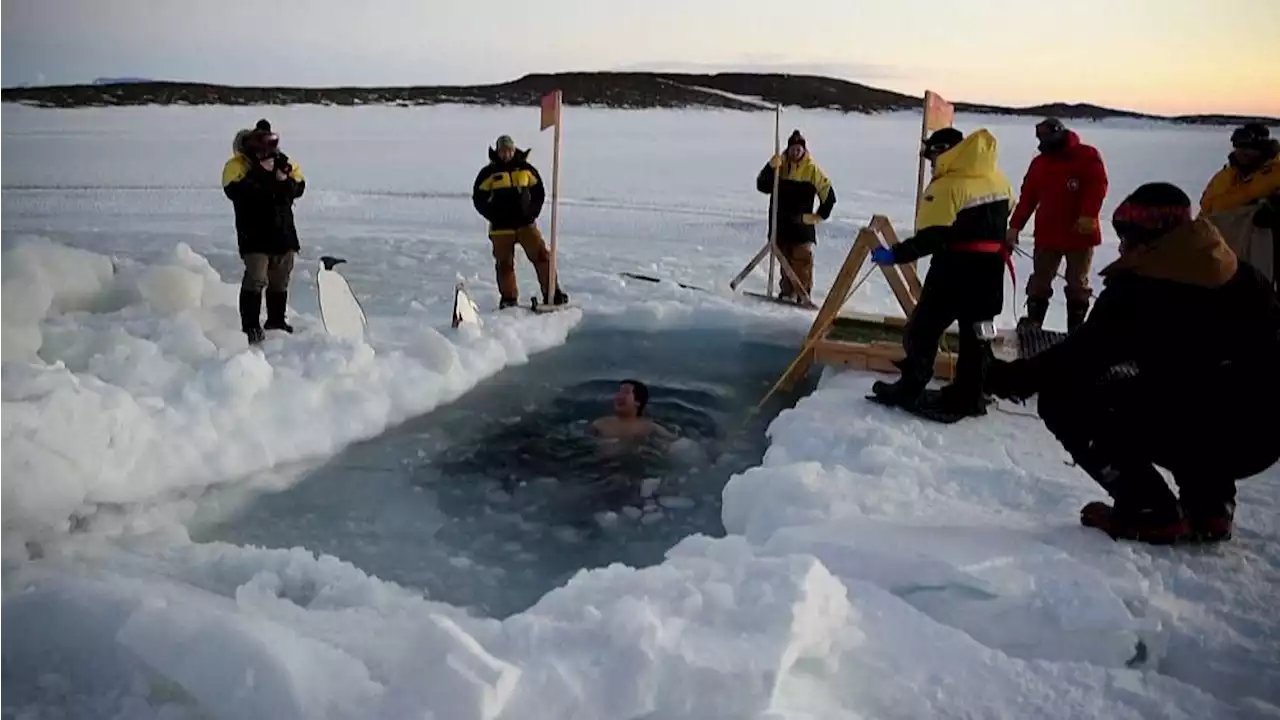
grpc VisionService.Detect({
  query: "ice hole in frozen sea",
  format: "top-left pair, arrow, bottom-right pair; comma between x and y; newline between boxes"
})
194,320 -> 817,618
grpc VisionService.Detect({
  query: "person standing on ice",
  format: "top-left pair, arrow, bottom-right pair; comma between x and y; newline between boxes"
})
471,134 -> 566,310
755,130 -> 837,303
985,182 -> 1280,544
1198,123 -> 1279,288
222,119 -> 305,344
869,127 -> 1014,419
1007,118 -> 1109,332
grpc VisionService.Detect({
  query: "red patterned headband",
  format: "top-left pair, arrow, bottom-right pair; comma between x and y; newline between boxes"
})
1112,201 -> 1191,230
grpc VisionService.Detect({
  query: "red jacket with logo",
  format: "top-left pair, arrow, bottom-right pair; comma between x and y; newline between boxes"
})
1009,131 -> 1109,252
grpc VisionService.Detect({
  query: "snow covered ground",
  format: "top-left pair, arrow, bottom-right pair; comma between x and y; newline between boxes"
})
3,102 -> 1277,719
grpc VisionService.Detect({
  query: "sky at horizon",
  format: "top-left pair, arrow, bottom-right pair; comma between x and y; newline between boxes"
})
3,0 -> 1277,117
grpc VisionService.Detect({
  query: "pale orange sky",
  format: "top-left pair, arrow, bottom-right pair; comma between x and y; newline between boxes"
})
4,0 -> 1278,117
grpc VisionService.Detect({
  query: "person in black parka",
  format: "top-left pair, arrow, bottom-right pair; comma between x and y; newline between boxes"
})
986,182 -> 1280,545
222,119 -> 306,344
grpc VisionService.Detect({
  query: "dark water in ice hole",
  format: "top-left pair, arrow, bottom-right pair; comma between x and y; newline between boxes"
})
193,323 -> 817,618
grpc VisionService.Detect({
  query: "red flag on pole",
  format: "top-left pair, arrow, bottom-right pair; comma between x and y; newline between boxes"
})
540,90 -> 561,131
922,90 -> 955,134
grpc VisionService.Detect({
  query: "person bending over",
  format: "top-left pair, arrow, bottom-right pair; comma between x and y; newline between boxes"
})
985,182 -> 1280,545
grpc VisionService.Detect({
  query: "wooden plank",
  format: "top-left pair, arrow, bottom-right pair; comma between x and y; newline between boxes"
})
871,215 -> 924,301
878,263 -> 918,317
812,338 -> 958,381
729,243 -> 771,290
777,229 -> 878,392
743,290 -> 818,310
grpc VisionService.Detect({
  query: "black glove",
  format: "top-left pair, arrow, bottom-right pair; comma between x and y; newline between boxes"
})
985,358 -> 1037,402
1252,195 -> 1278,229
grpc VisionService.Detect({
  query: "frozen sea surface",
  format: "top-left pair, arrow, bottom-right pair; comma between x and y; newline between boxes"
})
3,102 -> 1276,719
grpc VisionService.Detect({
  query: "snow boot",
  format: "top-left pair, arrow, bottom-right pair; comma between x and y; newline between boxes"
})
1066,299 -> 1089,333
870,376 -> 927,409
553,288 -> 569,306
264,291 -> 294,333
1016,296 -> 1050,330
934,384 -> 991,418
1182,500 -> 1235,543
239,290 -> 265,345
1079,501 -> 1188,545
498,296 -> 520,310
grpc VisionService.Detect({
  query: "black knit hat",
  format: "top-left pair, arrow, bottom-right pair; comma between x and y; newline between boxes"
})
787,130 -> 805,149
1112,182 -> 1192,247
921,127 -> 964,159
255,119 -> 272,133
1231,122 -> 1271,150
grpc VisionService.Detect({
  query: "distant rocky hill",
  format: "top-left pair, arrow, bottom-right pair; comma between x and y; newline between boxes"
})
3,72 -> 1275,127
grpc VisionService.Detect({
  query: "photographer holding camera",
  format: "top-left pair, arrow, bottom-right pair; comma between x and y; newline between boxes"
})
222,118 -> 306,344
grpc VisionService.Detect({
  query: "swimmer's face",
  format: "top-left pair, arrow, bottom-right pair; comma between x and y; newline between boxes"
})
613,383 -> 639,417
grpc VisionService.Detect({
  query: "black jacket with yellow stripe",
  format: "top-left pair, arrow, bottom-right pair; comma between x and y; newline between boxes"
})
891,129 -> 1014,318
221,148 -> 306,256
756,155 -> 837,245
472,148 -> 546,233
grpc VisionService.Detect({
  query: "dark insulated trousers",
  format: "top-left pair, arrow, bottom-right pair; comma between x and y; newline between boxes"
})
1037,374 -> 1280,515
241,252 -> 295,294
899,275 -> 994,402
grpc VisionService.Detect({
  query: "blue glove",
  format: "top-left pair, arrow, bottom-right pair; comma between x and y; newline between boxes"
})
870,246 -> 895,266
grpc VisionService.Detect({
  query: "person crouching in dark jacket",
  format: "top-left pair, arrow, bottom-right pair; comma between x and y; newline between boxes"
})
986,182 -> 1280,545
471,135 -> 565,310
222,119 -> 306,344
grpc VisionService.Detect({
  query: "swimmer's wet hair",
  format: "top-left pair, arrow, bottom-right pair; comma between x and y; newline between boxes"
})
621,379 -> 649,415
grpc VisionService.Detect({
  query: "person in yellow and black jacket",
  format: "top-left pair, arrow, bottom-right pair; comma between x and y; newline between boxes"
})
756,130 -> 837,302
869,127 -> 1014,419
472,135 -> 565,310
1199,123 -> 1279,288
222,119 -> 306,344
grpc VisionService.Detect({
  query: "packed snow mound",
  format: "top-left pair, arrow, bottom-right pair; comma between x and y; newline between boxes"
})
1,239 -> 582,549
4,530 -> 1237,720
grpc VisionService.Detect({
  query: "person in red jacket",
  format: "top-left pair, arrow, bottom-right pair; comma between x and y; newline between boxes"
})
1007,118 -> 1109,332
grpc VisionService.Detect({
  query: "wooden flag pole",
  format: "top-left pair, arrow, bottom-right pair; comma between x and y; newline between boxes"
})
546,90 -> 563,306
767,104 -> 781,298
912,95 -> 931,234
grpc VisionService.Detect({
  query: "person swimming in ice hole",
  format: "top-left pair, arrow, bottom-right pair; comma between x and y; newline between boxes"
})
591,379 -> 676,443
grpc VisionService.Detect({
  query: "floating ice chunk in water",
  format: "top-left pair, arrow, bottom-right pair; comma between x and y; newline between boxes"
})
534,476 -> 559,487
658,495 -> 697,510
485,488 -> 511,503
449,556 -> 474,569
594,511 -> 619,527
639,477 -> 662,498
668,437 -> 708,464
621,506 -> 643,520
640,510 -> 666,525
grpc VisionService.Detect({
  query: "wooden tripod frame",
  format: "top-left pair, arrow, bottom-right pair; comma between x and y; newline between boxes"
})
770,215 -> 963,394
728,239 -> 816,308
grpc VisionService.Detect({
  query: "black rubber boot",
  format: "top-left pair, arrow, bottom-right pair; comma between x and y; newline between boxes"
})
1017,297 -> 1050,330
498,297 -> 520,310
239,290 -> 265,344
553,288 -> 569,305
1066,299 -> 1089,333
264,291 -> 294,333
871,374 -> 928,409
